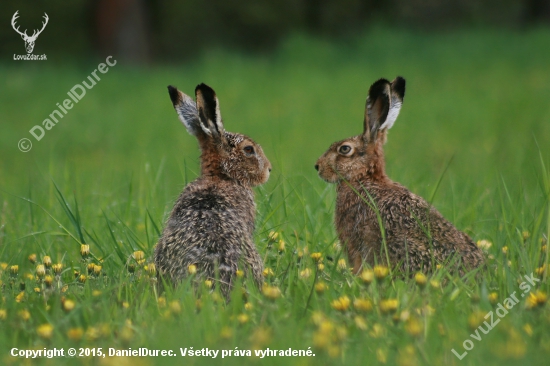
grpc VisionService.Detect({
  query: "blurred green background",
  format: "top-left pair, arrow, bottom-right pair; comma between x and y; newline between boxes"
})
1,1 -> 550,365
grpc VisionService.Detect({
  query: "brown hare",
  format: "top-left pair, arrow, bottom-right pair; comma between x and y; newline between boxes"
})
315,77 -> 483,275
155,83 -> 271,300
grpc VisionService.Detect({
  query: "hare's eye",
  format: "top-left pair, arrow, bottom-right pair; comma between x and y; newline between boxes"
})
338,145 -> 352,155
244,146 -> 255,155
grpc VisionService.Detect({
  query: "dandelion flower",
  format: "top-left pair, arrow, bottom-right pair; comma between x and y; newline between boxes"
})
52,263 -> 63,275
360,269 -> 374,284
187,264 -> 197,275
414,272 -> 427,288
63,299 -> 76,312
310,252 -> 322,262
262,285 -> 281,300
80,244 -> 90,258
43,256 -> 52,268
9,265 -> 19,276
299,268 -> 312,279
379,299 -> 398,314
337,259 -> 347,270
28,254 -> 37,264
354,316 -> 367,330
67,328 -> 83,341
405,317 -> 423,337
353,298 -> 373,312
331,296 -> 351,311
36,264 -> 46,279
220,327 -> 233,339
476,239 -> 492,251
315,282 -> 328,293
373,265 -> 389,280
237,314 -> 249,324
133,251 -> 145,261
18,309 -> 31,321
267,231 -> 279,242
15,292 -> 25,303
44,275 -> 54,288
37,324 -> 54,340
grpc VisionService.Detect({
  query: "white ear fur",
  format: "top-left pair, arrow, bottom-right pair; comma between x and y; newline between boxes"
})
168,86 -> 205,136
214,99 -> 223,135
379,99 -> 401,131
176,93 -> 205,136
379,77 -> 405,131
195,84 -> 225,139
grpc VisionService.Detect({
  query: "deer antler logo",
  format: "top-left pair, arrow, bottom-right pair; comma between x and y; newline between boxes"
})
11,11 -> 49,54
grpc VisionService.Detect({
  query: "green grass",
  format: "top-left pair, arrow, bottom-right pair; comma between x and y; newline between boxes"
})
1,27 -> 550,365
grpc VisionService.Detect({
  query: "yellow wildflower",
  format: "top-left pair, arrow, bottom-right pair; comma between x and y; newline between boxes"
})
488,292 -> 499,305
43,256 -> 52,268
299,268 -> 312,279
310,252 -> 322,262
373,265 -> 389,280
9,265 -> 19,276
353,298 -> 373,312
18,309 -> 31,321
405,317 -> 423,337
360,269 -> 374,284
414,272 -> 427,287
36,264 -> 46,278
63,299 -> 76,312
476,239 -> 492,251
331,296 -> 351,311
67,328 -> 83,341
315,282 -> 328,293
380,299 -> 399,314
80,244 -> 90,258
37,324 -> 54,340
237,314 -> 249,324
337,258 -> 347,270
262,285 -> 281,300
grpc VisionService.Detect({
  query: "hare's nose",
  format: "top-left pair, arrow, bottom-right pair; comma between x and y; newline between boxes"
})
314,164 -> 319,171
268,167 -> 272,172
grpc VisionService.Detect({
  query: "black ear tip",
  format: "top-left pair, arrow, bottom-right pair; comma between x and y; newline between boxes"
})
167,85 -> 180,105
368,78 -> 390,99
392,77 -> 406,98
195,83 -> 214,95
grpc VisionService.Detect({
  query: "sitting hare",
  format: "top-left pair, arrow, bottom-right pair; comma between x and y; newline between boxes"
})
155,83 -> 271,299
315,77 -> 483,274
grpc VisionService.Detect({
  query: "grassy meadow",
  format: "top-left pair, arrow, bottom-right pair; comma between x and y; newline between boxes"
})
1,28 -> 550,365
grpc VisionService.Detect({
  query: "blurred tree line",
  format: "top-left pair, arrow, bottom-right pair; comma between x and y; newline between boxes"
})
1,0 -> 549,64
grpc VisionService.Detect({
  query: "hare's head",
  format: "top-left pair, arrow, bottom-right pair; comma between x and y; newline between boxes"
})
168,83 -> 271,186
315,77 -> 405,183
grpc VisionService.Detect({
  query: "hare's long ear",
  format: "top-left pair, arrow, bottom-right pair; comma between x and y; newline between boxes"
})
363,78 -> 391,142
167,85 -> 202,136
379,76 -> 405,131
195,83 -> 226,142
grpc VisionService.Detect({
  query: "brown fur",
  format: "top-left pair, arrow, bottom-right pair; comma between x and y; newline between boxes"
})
155,83 -> 271,300
316,77 -> 483,275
